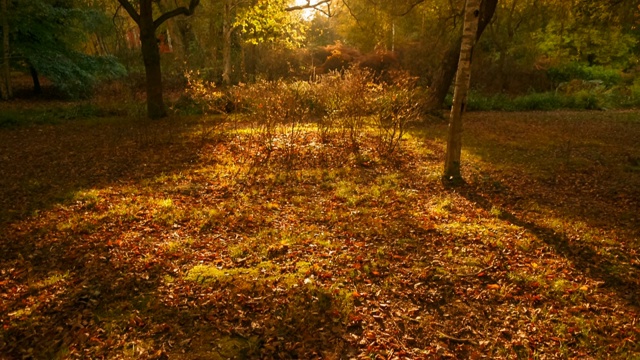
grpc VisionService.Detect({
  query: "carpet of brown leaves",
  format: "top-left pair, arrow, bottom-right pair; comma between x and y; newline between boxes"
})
1,111 -> 639,359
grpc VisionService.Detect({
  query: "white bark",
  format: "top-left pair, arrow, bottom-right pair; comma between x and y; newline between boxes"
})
443,0 -> 481,180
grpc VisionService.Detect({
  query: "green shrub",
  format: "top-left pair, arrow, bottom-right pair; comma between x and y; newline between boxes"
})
548,63 -> 622,86
512,92 -> 566,111
466,93 -> 514,111
463,91 -> 608,111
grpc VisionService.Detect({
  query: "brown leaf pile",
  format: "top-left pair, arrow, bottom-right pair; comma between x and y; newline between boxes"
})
1,111 -> 639,359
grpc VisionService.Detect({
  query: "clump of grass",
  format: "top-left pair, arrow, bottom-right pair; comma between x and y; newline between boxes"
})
186,262 -> 283,287
56,214 -> 97,234
152,198 -> 185,226
228,244 -> 249,261
334,180 -> 360,206
31,271 -> 70,290
195,207 -> 226,231
72,189 -> 101,209
430,197 -> 454,218
490,206 -> 503,217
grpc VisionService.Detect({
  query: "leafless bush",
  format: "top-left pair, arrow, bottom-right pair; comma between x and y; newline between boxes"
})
235,80 -> 313,169
372,73 -> 421,156
182,70 -> 230,142
314,68 -> 377,150
210,68 -> 419,171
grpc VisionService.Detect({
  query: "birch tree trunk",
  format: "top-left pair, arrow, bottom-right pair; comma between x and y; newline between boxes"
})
1,0 -> 12,100
426,0 -> 497,111
443,0 -> 481,181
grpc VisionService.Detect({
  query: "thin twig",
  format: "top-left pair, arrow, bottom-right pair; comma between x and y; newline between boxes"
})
458,265 -> 494,277
437,331 -> 478,345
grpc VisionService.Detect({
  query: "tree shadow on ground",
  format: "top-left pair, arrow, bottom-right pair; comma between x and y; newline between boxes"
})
2,118 -> 639,358
420,111 -> 640,238
0,117 -> 206,224
446,179 -> 640,309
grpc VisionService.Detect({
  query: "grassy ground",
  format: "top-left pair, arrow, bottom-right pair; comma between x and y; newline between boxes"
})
1,110 -> 639,359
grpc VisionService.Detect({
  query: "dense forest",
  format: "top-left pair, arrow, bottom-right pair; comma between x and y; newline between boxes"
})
1,1 -> 640,359
1,0 -> 640,111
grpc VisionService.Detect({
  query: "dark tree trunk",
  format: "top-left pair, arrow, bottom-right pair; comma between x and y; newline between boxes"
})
140,8 -> 167,119
176,18 -> 197,58
427,0 -> 498,111
1,0 -> 12,100
30,65 -> 41,94
425,43 -> 460,110
117,0 -> 199,119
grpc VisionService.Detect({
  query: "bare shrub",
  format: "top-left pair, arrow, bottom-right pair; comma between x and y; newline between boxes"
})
372,73 -> 421,156
314,68 -> 377,150
182,70 -> 229,142
192,68 -> 419,171
235,80 -> 313,169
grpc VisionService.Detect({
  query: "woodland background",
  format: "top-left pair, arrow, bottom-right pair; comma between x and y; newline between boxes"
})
1,0 -> 639,111
1,1 -> 640,359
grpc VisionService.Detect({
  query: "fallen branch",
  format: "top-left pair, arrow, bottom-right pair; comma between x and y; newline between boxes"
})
437,331 -> 478,345
458,265 -> 494,277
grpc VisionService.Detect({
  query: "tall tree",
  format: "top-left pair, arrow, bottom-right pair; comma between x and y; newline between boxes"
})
427,0 -> 497,110
7,0 -> 125,98
222,0 -> 234,85
0,0 -> 11,100
443,0 -> 481,181
117,0 -> 200,119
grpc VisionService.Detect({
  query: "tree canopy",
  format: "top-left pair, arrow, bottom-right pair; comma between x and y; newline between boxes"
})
6,0 -> 125,98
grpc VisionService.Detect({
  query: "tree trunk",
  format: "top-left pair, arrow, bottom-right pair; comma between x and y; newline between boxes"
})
208,16 -> 218,71
443,0 -> 481,181
425,43 -> 460,110
1,0 -> 12,100
247,43 -> 257,82
427,0 -> 497,110
117,0 -> 199,119
176,18 -> 196,59
222,0 -> 233,85
140,12 -> 167,119
240,36 -> 246,83
30,65 -> 41,94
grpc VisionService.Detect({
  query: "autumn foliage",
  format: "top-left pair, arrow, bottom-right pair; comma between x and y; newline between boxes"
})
1,107 -> 639,358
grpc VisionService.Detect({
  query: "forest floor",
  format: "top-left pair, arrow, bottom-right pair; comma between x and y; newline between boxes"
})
1,110 -> 639,359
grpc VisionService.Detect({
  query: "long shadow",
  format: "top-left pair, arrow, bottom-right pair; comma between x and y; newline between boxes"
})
418,112 -> 640,237
0,116 -> 208,356
446,180 -> 640,309
0,123 -> 360,358
0,117 -> 204,224
0,202 -> 358,359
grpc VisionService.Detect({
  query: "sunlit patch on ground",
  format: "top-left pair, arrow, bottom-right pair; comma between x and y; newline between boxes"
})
0,111 -> 639,358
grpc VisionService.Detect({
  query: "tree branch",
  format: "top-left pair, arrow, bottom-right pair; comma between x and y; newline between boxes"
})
113,4 -> 122,26
116,0 -> 140,25
285,0 -> 330,12
153,0 -> 200,29
395,0 -> 426,16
